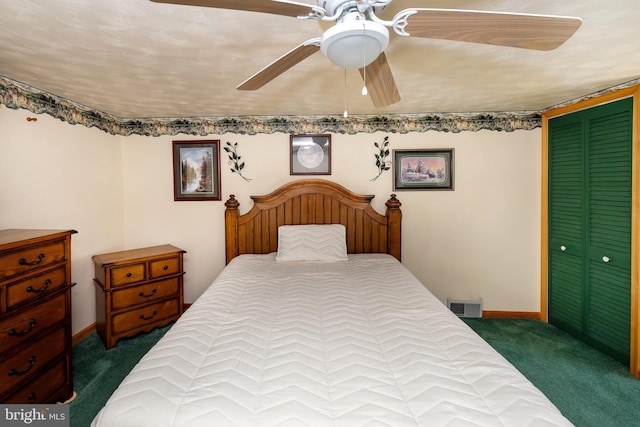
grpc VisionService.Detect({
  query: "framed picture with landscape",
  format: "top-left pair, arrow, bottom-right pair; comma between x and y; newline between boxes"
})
393,149 -> 455,191
172,140 -> 221,201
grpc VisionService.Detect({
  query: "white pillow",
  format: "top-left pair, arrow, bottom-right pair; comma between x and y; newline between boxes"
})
276,224 -> 348,262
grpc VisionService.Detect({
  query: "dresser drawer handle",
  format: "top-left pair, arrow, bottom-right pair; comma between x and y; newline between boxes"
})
26,279 -> 51,293
126,272 -> 132,278
138,289 -> 157,298
8,319 -> 37,337
139,310 -> 158,321
163,265 -> 169,270
8,356 -> 36,376
19,253 -> 45,266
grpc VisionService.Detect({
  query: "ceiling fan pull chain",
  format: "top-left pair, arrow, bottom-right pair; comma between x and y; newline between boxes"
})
343,68 -> 348,118
362,23 -> 368,96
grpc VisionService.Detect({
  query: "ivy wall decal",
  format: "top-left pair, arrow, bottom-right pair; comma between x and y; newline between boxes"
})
224,141 -> 251,182
371,136 -> 391,182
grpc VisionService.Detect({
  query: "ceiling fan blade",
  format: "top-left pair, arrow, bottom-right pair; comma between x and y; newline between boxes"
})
150,0 -> 318,18
358,52 -> 401,108
238,39 -> 320,90
398,9 -> 582,51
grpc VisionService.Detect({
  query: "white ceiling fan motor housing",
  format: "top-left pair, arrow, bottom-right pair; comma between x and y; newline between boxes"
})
320,11 -> 390,69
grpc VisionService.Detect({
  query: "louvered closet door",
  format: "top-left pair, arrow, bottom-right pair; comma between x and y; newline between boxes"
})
586,100 -> 633,362
548,114 -> 586,335
548,97 -> 633,364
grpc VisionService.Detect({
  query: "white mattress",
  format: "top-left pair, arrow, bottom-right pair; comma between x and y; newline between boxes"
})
92,254 -> 572,427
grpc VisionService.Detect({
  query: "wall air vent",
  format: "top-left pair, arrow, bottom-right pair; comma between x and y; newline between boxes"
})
447,299 -> 483,318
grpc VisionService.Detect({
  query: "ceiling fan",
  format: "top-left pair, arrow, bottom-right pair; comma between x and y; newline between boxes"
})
150,0 -> 582,108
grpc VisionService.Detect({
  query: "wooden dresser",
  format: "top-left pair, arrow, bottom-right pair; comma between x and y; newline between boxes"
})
93,244 -> 185,349
0,229 -> 76,404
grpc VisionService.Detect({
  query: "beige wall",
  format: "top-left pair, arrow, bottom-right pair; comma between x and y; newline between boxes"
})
0,106 -> 124,333
1,106 -> 542,335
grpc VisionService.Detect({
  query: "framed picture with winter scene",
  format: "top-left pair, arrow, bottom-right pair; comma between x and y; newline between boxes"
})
393,149 -> 455,191
172,140 -> 221,201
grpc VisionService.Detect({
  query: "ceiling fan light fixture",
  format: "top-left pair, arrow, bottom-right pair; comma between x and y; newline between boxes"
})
320,18 -> 389,69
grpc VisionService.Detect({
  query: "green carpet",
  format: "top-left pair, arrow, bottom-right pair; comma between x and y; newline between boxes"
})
464,318 -> 640,427
70,325 -> 172,427
70,319 -> 640,426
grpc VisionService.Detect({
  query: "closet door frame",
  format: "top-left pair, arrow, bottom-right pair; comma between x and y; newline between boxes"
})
541,85 -> 640,378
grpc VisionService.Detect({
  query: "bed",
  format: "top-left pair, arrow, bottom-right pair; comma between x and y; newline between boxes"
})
91,179 -> 572,427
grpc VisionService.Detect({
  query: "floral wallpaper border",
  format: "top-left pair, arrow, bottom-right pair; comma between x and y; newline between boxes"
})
1,75 -> 638,136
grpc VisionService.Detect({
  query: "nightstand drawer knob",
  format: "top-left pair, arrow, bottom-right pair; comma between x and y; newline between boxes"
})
138,289 -> 157,298
560,245 -> 567,251
163,265 -> 169,270
126,272 -> 132,278
139,310 -> 158,321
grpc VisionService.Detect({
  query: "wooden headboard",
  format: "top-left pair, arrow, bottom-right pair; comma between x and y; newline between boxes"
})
224,179 -> 402,264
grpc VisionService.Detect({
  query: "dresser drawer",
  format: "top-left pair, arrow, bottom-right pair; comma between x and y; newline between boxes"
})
6,266 -> 67,310
2,358 -> 68,404
112,298 -> 180,335
0,240 -> 66,281
0,293 -> 67,354
150,256 -> 181,279
111,278 -> 180,311
0,327 -> 65,396
110,263 -> 146,287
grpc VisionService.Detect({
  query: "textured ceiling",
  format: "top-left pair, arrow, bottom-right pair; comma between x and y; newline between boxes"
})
1,0 -> 639,119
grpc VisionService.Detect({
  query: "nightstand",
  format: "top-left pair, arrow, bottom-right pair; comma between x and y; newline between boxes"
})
92,244 -> 185,349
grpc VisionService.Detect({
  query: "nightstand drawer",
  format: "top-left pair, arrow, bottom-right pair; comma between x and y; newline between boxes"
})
0,240 -> 66,281
112,298 -> 180,335
0,293 -> 67,354
111,278 -> 181,311
0,327 -> 65,396
6,266 -> 67,310
110,263 -> 146,287
150,256 -> 181,279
